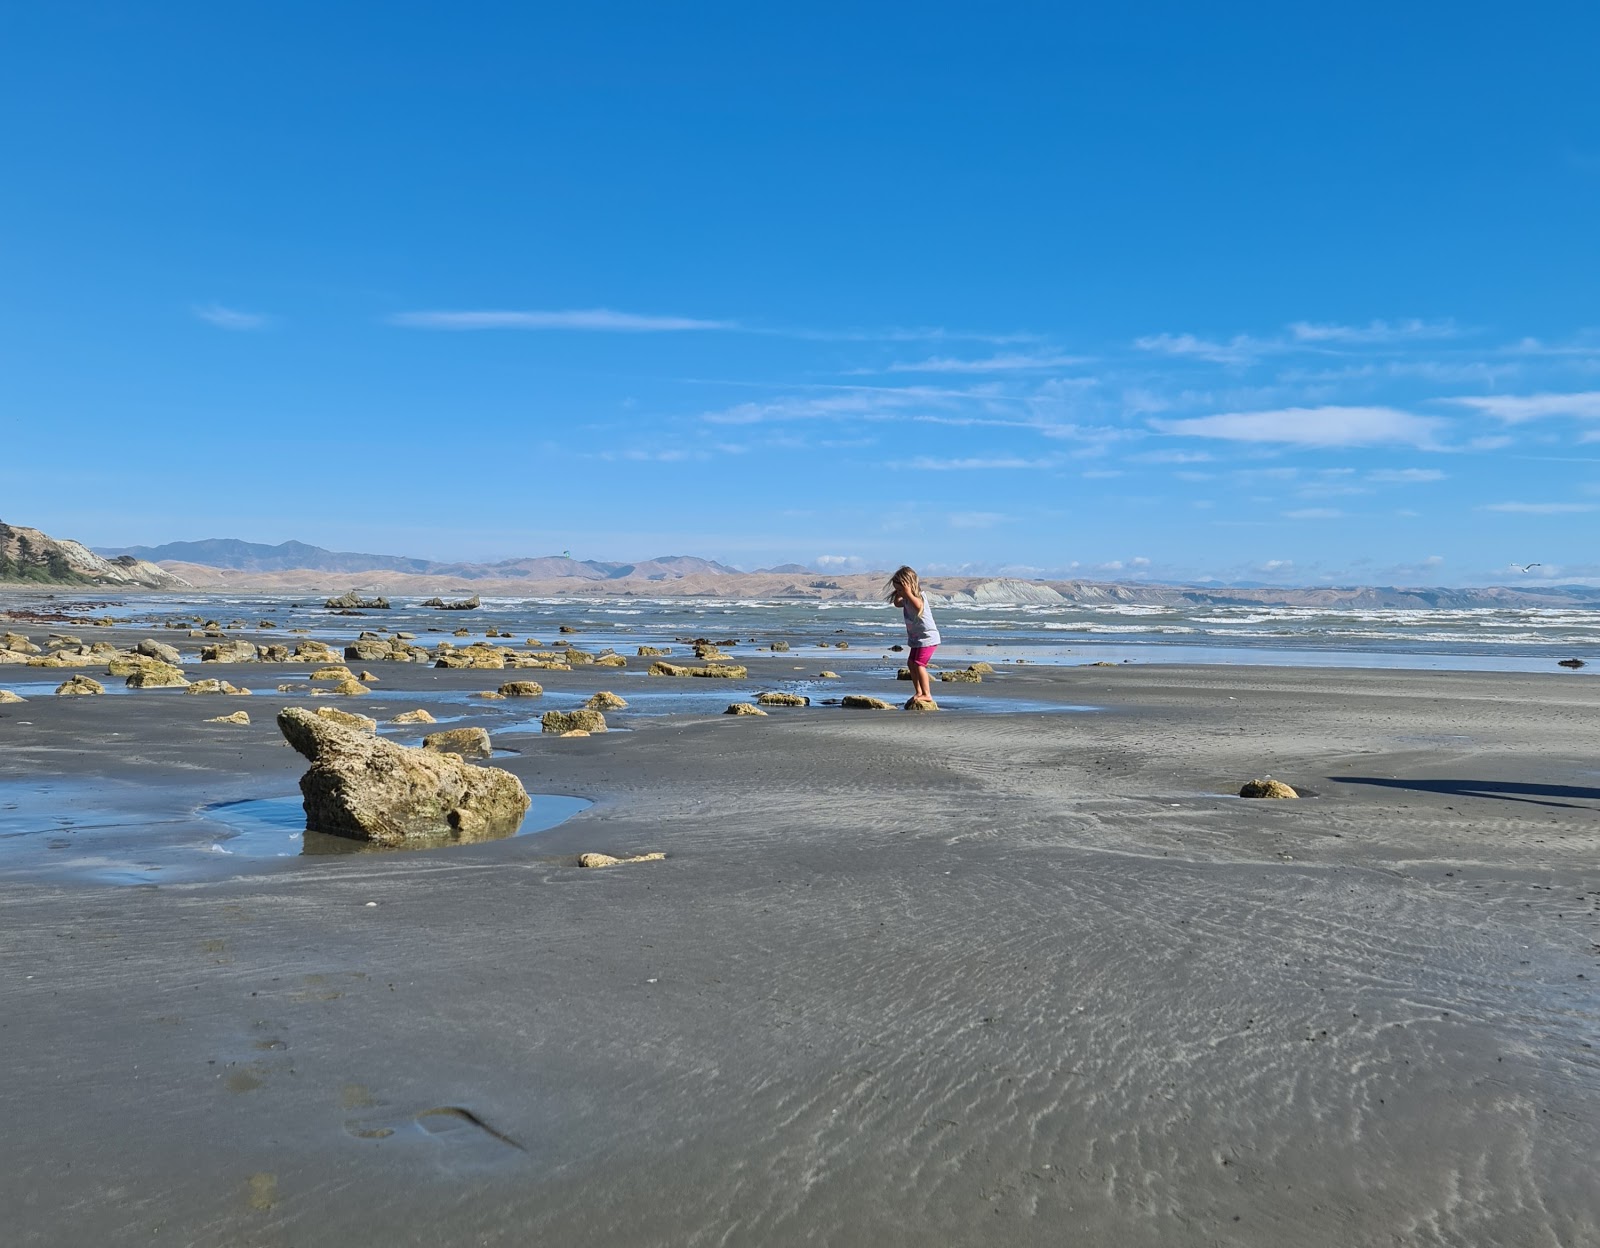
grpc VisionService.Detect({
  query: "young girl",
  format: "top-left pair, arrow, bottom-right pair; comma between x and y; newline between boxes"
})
886,565 -> 940,704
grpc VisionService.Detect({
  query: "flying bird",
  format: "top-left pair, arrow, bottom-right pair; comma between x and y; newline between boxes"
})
1518,562 -> 1541,572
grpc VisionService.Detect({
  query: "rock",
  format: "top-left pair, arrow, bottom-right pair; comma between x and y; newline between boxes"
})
560,730 -> 590,738
206,711 -> 251,725
836,642 -> 850,650
757,691 -> 809,707
967,662 -> 995,674
56,675 -> 105,696
324,592 -> 390,610
434,650 -> 505,670
316,706 -> 376,733
200,640 -> 259,663
344,642 -> 391,662
769,641 -> 790,652
452,627 -> 471,637
475,691 -> 506,700
276,707 -> 529,845
310,665 -> 357,682
0,649 -> 30,665
939,669 -> 982,683
0,689 -> 26,703
258,644 -> 291,662
186,679 -> 249,695
841,695 -> 893,710
637,646 -> 670,656
904,696 -> 939,712
578,851 -> 665,868
124,663 -> 190,689
586,691 -> 628,710
696,664 -> 747,679
594,654 -> 627,668
358,672 -> 378,682
558,625 -> 579,634
563,649 -> 596,666
897,667 -> 913,680
1558,658 -> 1586,669
540,709 -> 608,734
725,702 -> 767,716
135,638 -> 182,665
293,641 -> 341,663
3,632 -> 40,654
1239,779 -> 1299,799
423,727 -> 493,759
326,678 -> 370,697
818,670 -> 840,679
648,660 -> 693,677
889,644 -> 904,652
390,709 -> 437,724
422,595 -> 480,610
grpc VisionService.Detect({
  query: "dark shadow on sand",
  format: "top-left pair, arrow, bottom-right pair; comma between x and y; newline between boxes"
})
1331,776 -> 1600,809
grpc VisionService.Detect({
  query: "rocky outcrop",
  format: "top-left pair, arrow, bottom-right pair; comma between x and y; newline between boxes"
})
648,660 -> 747,679
56,674 -> 105,696
0,521 -> 189,588
423,727 -> 493,759
124,663 -> 190,689
1239,779 -> 1298,799
135,638 -> 183,665
422,595 -> 480,610
200,640 -> 259,663
586,691 -> 627,710
540,709 -> 607,734
725,702 -> 767,716
316,706 -> 376,733
324,592 -> 390,610
578,851 -> 665,868
498,681 -> 544,698
757,691 -> 809,707
277,707 -> 529,845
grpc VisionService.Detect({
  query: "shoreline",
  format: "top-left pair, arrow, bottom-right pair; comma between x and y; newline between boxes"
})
1,628 -> 1597,1244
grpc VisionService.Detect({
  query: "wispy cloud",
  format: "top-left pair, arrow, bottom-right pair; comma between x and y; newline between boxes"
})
1283,507 -> 1344,519
1482,501 -> 1599,514
1288,318 -> 1462,344
1366,468 -> 1446,483
193,303 -> 268,330
1133,332 -> 1278,366
1152,405 -> 1446,449
881,352 -> 1089,374
1446,391 -> 1600,422
390,308 -> 737,332
893,455 -> 1061,470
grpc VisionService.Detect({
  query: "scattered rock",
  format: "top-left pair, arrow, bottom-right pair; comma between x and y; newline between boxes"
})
0,689 -> 26,703
187,679 -> 250,695
390,709 -> 436,724
56,674 -> 105,696
258,644 -> 291,662
135,638 -> 182,665
200,640 -> 259,663
423,727 -> 493,759
310,665 -> 357,682
578,851 -> 665,868
594,654 -> 627,668
344,642 -> 390,662
124,663 -> 190,689
206,710 -> 251,725
586,691 -> 628,710
756,691 -> 809,707
818,670 -> 840,679
316,706 -> 376,733
498,680 -> 545,698
939,668 -> 982,683
967,662 -> 995,674
561,730 -> 591,738
1558,657 -> 1586,669
841,695 -> 893,710
889,643 -> 904,652
540,709 -> 608,734
904,696 -> 939,712
475,691 -> 507,700
725,702 -> 767,716
1239,779 -> 1299,799
276,707 -> 529,845
2,632 -> 40,655
769,641 -> 791,652
637,646 -> 670,656
358,671 -> 378,682
324,592 -> 390,610
422,595 -> 481,610
325,678 -> 370,697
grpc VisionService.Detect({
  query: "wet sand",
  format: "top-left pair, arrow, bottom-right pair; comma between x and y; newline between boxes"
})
1,637 -> 1597,1246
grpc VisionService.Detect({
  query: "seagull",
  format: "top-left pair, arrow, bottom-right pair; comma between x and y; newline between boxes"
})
1519,562 -> 1541,572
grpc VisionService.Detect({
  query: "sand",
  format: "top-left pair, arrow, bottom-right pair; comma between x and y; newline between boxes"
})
0,630 -> 1596,1246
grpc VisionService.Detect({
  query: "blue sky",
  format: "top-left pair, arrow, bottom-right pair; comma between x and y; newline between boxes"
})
2,2 -> 1597,585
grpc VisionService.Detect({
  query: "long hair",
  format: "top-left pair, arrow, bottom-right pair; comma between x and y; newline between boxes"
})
885,565 -> 921,605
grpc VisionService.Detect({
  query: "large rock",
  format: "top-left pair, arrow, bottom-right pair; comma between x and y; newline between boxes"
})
586,691 -> 627,710
200,640 -> 259,663
421,595 -> 481,610
344,642 -> 391,662
124,663 -> 190,689
2,632 -> 40,654
277,707 -> 529,845
0,649 -> 31,665
1239,779 -> 1298,799
423,727 -> 493,759
56,674 -> 105,696
498,680 -> 544,698
135,638 -> 182,665
186,679 -> 250,695
541,709 -> 607,734
904,696 -> 939,712
0,689 -> 26,703
324,592 -> 390,610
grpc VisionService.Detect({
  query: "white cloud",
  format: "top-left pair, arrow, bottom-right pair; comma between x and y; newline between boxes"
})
1153,405 -> 1445,449
1283,508 -> 1344,519
814,554 -> 867,568
1133,332 -> 1276,366
1288,318 -> 1461,344
1447,391 -> 1600,422
1132,449 -> 1213,464
390,308 -> 737,332
193,303 -> 268,330
1482,501 -> 1599,514
1366,468 -> 1446,483
884,353 -> 1088,374
894,455 -> 1059,470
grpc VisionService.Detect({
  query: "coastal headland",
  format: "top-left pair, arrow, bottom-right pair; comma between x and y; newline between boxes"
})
0,610 -> 1596,1246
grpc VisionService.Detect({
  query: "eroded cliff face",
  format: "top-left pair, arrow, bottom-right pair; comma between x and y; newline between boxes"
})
0,521 -> 190,589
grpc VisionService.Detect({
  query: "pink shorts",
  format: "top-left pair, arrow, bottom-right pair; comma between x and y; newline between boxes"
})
907,645 -> 937,668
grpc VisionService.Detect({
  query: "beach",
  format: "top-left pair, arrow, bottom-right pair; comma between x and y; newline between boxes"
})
1,626 -> 1597,1246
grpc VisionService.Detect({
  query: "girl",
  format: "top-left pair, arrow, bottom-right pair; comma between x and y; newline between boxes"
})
886,565 -> 940,704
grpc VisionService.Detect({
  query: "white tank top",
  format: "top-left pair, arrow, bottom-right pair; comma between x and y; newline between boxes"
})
903,597 -> 940,646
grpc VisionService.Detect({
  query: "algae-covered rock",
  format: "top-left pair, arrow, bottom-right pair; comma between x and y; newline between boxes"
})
206,710 -> 251,725
499,681 -> 544,698
756,691 -> 809,707
277,707 -> 528,845
316,706 -> 376,733
124,663 -> 190,689
1239,778 -> 1299,799
423,727 -> 493,759
586,691 -> 628,710
648,660 -> 692,677
841,695 -> 893,710
541,709 -> 607,734
725,702 -> 767,716
578,851 -> 665,868
56,674 -> 106,696
135,638 -> 183,665
390,709 -> 437,724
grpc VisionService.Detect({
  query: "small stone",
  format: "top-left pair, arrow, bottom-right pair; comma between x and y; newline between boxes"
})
818,670 -> 840,679
390,709 -> 436,724
586,691 -> 628,710
756,691 -> 809,707
206,710 -> 251,725
841,695 -> 893,710
725,702 -> 768,716
578,851 -> 665,868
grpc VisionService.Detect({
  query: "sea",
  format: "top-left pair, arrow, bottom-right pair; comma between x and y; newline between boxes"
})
20,591 -> 1599,675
